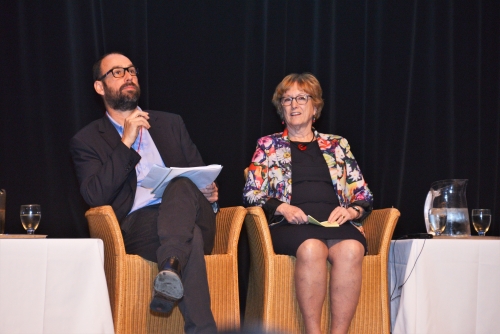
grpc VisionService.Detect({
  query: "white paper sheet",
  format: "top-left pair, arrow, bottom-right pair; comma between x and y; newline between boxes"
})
141,164 -> 223,198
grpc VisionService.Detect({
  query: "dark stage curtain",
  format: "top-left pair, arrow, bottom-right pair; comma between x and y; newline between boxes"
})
1,0 -> 499,239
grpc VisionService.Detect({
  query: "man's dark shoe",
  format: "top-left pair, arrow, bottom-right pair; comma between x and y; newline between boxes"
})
150,294 -> 175,313
149,257 -> 183,313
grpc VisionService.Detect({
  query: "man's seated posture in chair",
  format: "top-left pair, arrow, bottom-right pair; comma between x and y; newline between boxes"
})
70,52 -> 218,333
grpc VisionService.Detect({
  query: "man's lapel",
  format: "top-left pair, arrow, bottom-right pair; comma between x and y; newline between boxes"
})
97,115 -> 122,149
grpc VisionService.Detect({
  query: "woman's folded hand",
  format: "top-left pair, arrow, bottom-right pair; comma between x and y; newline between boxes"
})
328,206 -> 356,225
275,203 -> 308,224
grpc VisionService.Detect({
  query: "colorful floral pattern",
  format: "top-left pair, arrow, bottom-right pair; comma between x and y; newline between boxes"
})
243,128 -> 373,216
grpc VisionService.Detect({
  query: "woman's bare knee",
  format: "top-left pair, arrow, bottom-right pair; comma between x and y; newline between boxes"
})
328,240 -> 364,263
296,239 -> 328,262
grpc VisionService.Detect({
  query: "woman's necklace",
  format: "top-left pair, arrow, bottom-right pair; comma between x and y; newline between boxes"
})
290,133 -> 316,151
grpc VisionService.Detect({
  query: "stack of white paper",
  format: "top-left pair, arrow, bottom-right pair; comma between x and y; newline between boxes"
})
141,164 -> 223,198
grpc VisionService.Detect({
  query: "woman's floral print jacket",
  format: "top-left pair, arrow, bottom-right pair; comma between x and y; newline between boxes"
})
243,128 -> 374,226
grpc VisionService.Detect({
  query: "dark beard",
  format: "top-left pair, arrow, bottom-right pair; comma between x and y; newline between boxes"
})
103,82 -> 141,111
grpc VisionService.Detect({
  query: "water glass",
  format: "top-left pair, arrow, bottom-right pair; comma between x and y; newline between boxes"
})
471,209 -> 491,236
20,204 -> 41,235
428,208 -> 447,236
0,189 -> 5,234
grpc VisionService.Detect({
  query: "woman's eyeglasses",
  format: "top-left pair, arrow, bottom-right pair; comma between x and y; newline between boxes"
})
281,95 -> 311,106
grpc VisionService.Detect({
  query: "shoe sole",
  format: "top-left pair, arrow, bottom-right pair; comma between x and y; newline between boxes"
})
150,294 -> 175,313
153,270 -> 184,300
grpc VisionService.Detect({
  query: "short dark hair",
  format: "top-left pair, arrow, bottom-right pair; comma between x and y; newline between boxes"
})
92,52 -> 126,81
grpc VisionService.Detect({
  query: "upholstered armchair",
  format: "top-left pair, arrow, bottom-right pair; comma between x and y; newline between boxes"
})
85,205 -> 246,334
243,206 -> 400,334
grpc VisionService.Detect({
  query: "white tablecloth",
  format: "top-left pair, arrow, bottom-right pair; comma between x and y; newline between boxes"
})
388,237 -> 500,334
0,239 -> 114,334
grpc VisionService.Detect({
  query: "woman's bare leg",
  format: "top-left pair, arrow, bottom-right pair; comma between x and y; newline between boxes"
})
327,240 -> 364,334
295,239 -> 329,334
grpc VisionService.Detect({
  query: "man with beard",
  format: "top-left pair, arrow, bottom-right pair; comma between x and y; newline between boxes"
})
70,52 -> 218,333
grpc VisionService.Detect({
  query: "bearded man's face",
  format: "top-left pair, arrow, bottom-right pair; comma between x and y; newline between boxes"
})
102,79 -> 141,111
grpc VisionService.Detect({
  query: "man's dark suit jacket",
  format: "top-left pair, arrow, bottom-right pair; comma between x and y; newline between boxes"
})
70,110 -> 205,223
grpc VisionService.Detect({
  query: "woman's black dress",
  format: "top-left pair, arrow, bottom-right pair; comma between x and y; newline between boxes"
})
269,140 -> 367,256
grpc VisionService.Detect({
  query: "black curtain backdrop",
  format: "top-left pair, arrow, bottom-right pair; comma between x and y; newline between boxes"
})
1,1 -> 499,239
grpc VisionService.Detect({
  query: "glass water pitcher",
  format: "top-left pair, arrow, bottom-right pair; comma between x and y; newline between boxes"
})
424,179 -> 471,237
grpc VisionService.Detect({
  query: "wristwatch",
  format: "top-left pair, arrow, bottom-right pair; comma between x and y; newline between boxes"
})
351,206 -> 361,219
212,201 -> 220,214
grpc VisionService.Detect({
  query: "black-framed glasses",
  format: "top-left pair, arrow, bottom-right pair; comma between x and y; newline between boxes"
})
281,95 -> 311,106
98,66 -> 139,81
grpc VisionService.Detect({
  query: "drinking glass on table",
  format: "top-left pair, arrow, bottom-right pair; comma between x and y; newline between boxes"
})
471,209 -> 491,236
20,204 -> 41,235
428,208 -> 447,236
0,189 -> 5,234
